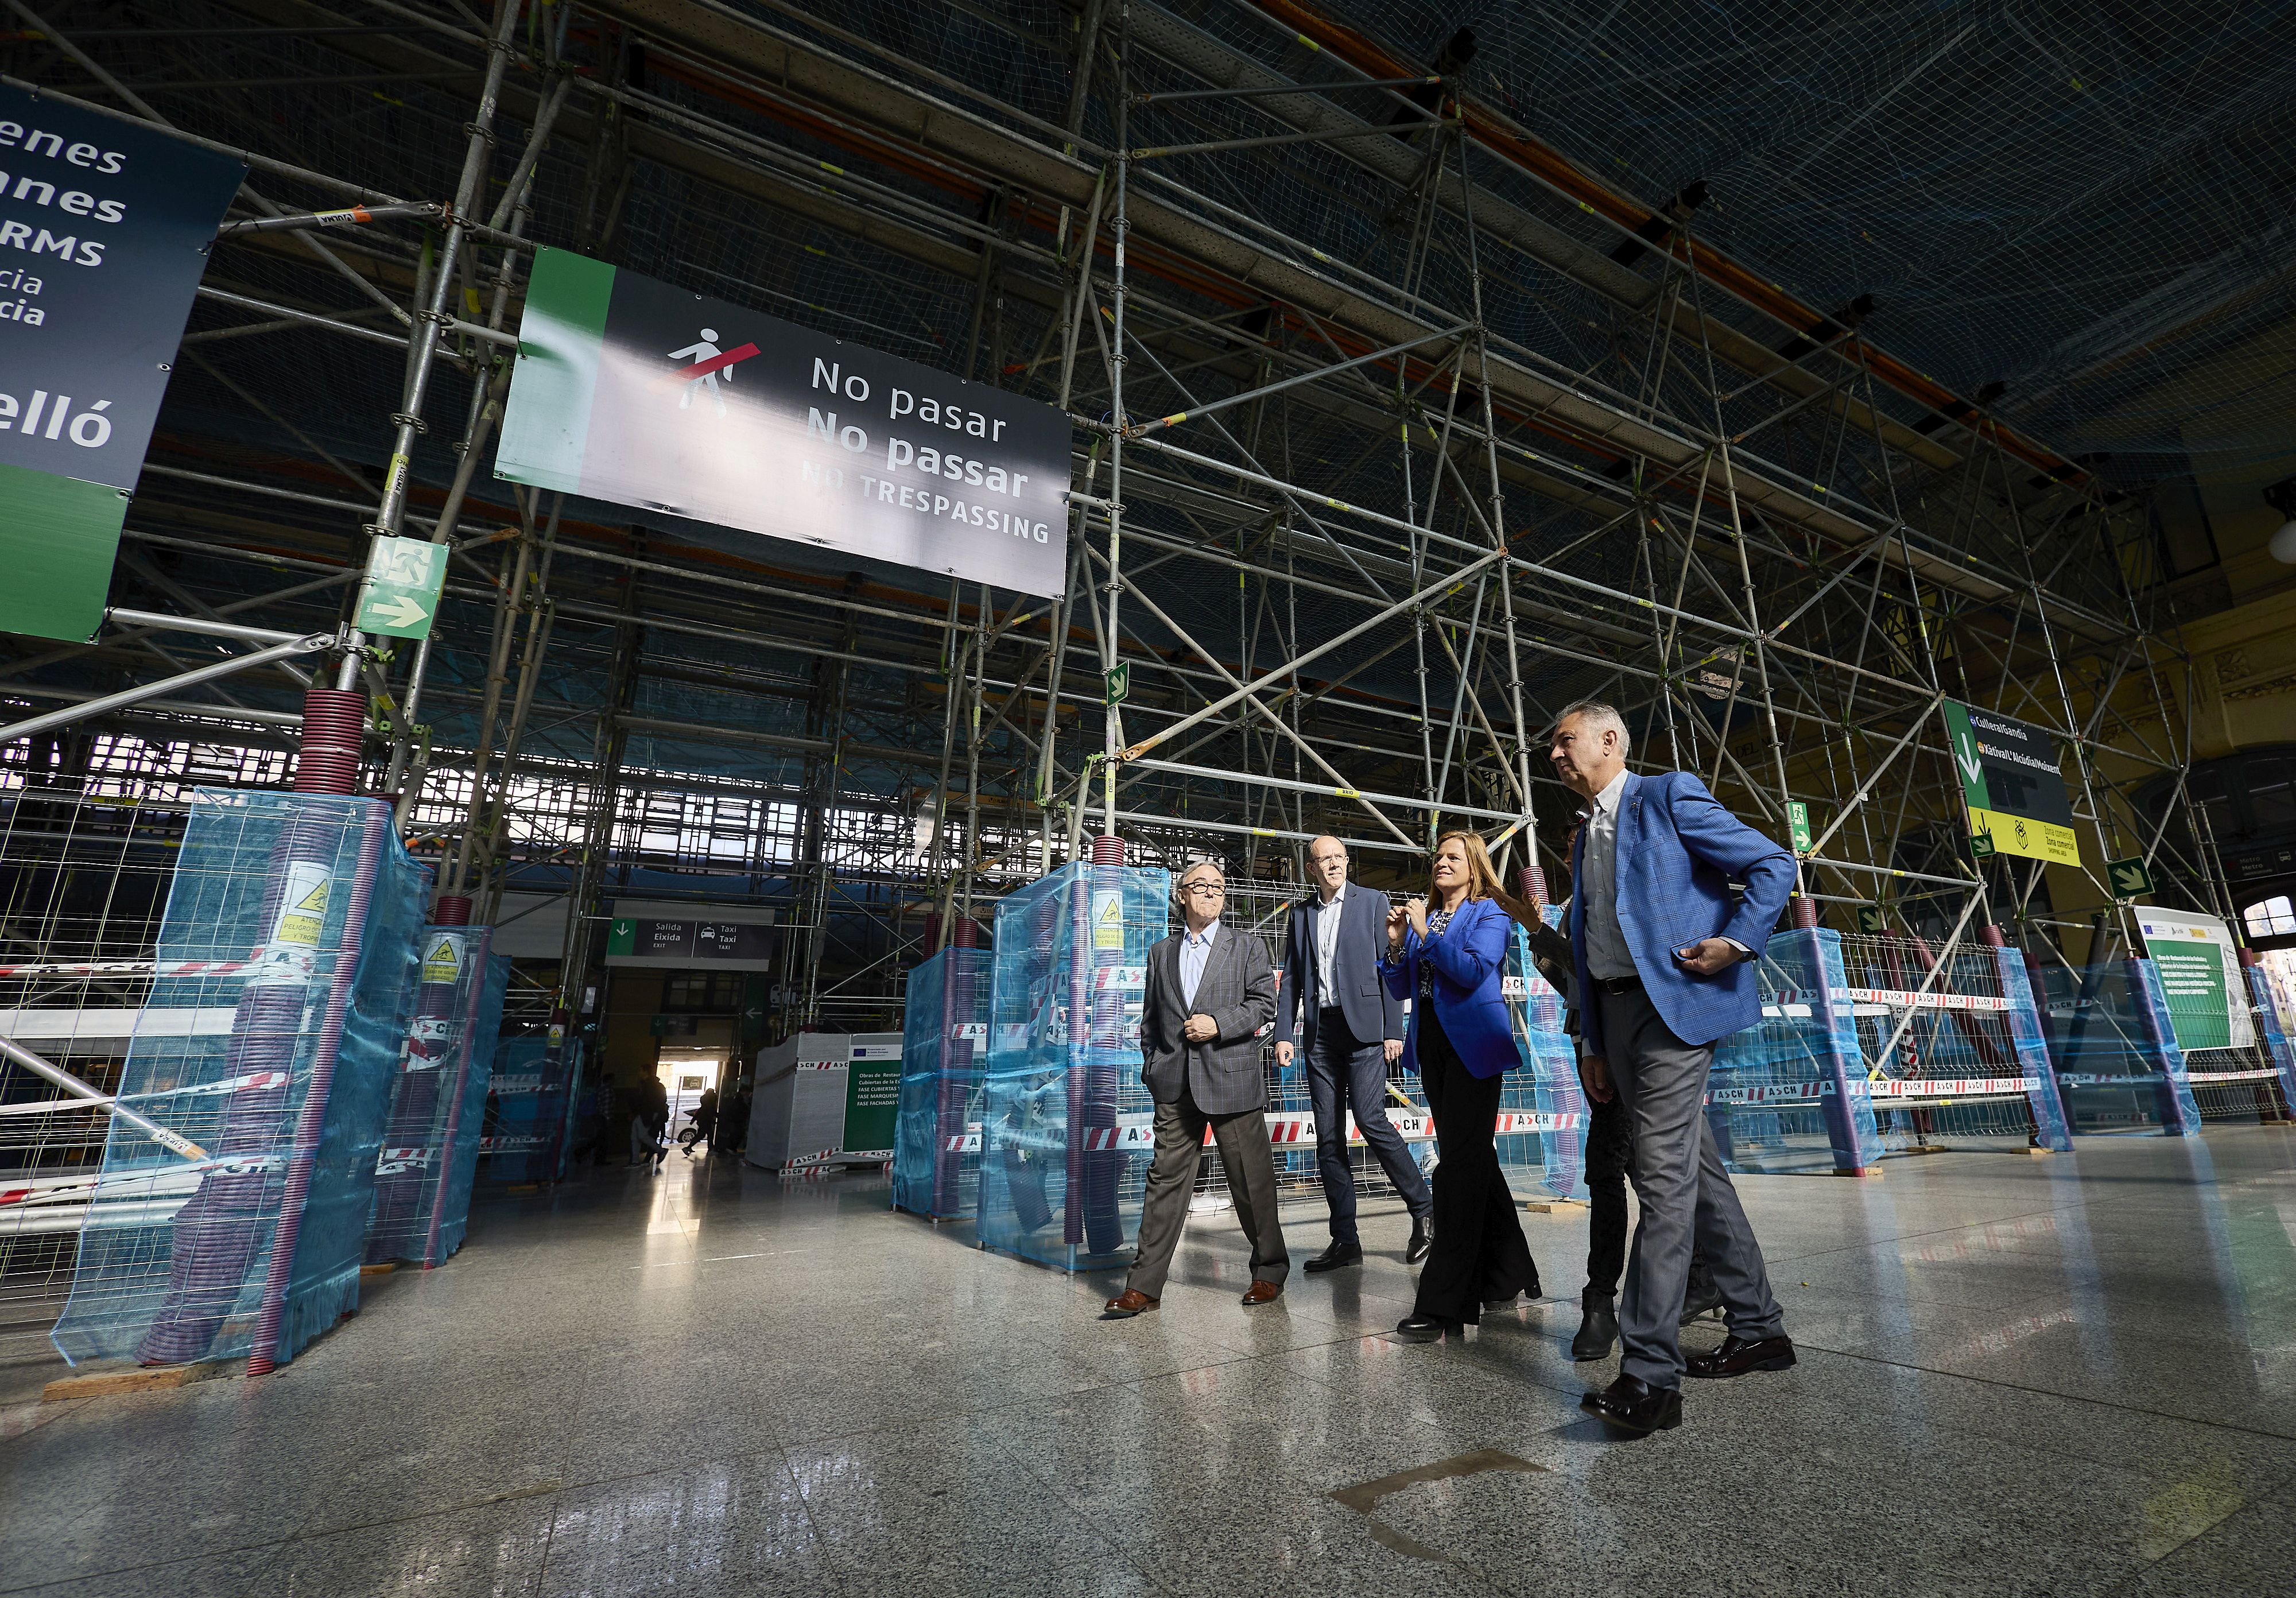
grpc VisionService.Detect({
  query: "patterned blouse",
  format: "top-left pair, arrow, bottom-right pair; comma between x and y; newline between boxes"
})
1416,906 -> 1455,1004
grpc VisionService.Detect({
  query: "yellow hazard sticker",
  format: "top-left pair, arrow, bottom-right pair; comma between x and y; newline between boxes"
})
1092,890 -> 1124,951
272,864 -> 331,947
421,932 -> 466,985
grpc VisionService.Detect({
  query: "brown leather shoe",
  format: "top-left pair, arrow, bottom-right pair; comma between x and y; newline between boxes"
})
1102,1289 -> 1159,1318
1240,1279 -> 1283,1306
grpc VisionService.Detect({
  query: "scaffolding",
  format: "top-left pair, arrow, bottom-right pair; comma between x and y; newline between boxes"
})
1,0 -> 2287,1333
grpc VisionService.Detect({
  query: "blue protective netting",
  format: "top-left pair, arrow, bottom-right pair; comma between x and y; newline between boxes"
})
433,955 -> 510,1262
482,1037 -> 582,1184
893,947 -> 991,1220
979,861 -> 1172,1270
1494,912 -> 1588,1201
51,790 -> 429,1367
1709,928 -> 1886,1173
366,932 -> 511,1267
2037,956 -> 2205,1133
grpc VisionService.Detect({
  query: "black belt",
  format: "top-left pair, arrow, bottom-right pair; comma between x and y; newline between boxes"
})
1595,973 -> 1642,996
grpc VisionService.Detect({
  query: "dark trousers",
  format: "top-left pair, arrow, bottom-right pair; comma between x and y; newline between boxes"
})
1413,1014 -> 1538,1322
1585,1095 -> 1715,1303
1598,983 -> 1783,1388
1124,1084 -> 1289,1300
1307,1009 -> 1432,1244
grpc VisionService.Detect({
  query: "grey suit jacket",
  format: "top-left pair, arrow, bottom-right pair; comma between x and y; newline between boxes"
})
1141,920 -> 1277,1116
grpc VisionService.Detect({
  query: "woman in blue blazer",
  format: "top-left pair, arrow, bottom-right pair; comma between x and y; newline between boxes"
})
1379,830 -> 1540,1340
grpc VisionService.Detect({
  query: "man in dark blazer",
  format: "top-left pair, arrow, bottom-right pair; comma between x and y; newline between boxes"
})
1104,859 -> 1287,1316
1275,835 -> 1431,1270
1552,701 -> 1798,1436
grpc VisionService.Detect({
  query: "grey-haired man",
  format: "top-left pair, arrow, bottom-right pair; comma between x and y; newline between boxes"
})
1104,859 -> 1288,1317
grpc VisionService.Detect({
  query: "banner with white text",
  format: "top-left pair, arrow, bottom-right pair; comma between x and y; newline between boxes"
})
497,247 -> 1072,596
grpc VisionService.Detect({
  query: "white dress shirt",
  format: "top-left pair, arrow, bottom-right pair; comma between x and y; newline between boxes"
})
1312,882 -> 1347,1009
1179,920 -> 1220,1010
1580,769 -> 1638,980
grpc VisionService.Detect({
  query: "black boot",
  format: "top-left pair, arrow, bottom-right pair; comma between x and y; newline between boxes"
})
1572,1289 -> 1619,1361
1679,1262 -> 1724,1325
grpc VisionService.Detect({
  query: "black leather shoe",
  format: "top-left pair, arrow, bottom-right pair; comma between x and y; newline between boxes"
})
1580,1374 -> 1682,1433
1572,1290 -> 1619,1361
1406,1216 -> 1432,1263
1390,1313 -> 1462,1343
1678,1279 -> 1725,1326
1302,1242 -> 1363,1274
1684,1333 -> 1796,1379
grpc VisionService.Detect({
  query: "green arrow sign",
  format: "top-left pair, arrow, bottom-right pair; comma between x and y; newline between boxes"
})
606,917 -> 636,956
1853,903 -> 1887,935
1104,661 -> 1130,706
2106,856 -> 2154,900
354,534 -> 447,639
1786,800 -> 1813,855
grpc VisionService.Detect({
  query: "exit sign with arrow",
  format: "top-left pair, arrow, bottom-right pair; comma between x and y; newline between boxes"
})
354,534 -> 448,640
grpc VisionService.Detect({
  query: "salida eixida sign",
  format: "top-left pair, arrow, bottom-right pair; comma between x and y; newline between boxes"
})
497,248 -> 1073,596
0,85 -> 243,638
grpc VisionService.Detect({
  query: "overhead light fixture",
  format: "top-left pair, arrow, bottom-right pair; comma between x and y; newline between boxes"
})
2263,477 -> 2296,564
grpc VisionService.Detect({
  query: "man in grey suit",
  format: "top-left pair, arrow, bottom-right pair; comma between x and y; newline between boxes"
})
1104,859 -> 1289,1316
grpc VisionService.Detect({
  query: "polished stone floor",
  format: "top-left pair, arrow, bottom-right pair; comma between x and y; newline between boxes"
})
4,1127 -> 2295,1596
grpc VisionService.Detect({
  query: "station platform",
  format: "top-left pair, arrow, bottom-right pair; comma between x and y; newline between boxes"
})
3,1128 -> 2292,1596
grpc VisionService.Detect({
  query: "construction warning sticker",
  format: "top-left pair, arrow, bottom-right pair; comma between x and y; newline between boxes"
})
245,861 -> 332,986
421,931 -> 466,986
1091,889 -> 1125,950
272,863 -> 331,947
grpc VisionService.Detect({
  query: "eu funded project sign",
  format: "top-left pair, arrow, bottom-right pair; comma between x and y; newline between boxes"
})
0,85 -> 245,638
497,248 -> 1072,596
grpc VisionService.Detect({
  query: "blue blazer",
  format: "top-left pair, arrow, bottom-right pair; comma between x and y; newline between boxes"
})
1274,886 -> 1403,1048
1569,770 -> 1795,1057
1379,896 -> 1519,1080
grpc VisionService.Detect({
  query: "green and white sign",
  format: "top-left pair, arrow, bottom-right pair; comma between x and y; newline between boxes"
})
2134,906 -> 2255,1054
2106,856 -> 2154,900
840,1041 -> 901,1159
1942,699 -> 2081,866
1786,801 -> 1813,855
1104,660 -> 1129,706
353,535 -> 447,639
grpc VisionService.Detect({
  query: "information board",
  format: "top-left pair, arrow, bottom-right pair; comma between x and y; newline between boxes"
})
2134,906 -> 2256,1054
0,86 -> 245,639
606,915 -> 774,968
840,1041 -> 901,1159
498,247 -> 1073,597
1943,700 -> 2081,866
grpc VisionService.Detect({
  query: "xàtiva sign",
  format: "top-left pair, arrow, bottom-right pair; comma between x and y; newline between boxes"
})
497,248 -> 1073,597
0,85 -> 245,639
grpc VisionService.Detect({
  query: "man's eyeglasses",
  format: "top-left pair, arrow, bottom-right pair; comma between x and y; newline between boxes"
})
1182,882 -> 1226,897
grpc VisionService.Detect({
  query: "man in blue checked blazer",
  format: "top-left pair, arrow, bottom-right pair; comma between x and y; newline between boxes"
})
1552,701 -> 1798,1436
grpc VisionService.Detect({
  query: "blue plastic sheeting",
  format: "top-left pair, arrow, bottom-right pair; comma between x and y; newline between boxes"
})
432,955 -> 509,1262
1996,948 -> 2075,1153
1494,912 -> 1589,1201
2033,957 -> 2205,1132
366,932 -> 510,1266
1709,929 -> 1883,1174
979,860 -> 1172,1270
2249,965 -> 2296,1111
893,947 -> 990,1220
483,1036 -> 582,1183
52,790 -> 429,1368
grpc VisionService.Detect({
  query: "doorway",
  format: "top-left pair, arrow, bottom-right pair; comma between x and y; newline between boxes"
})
656,1048 -> 724,1147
